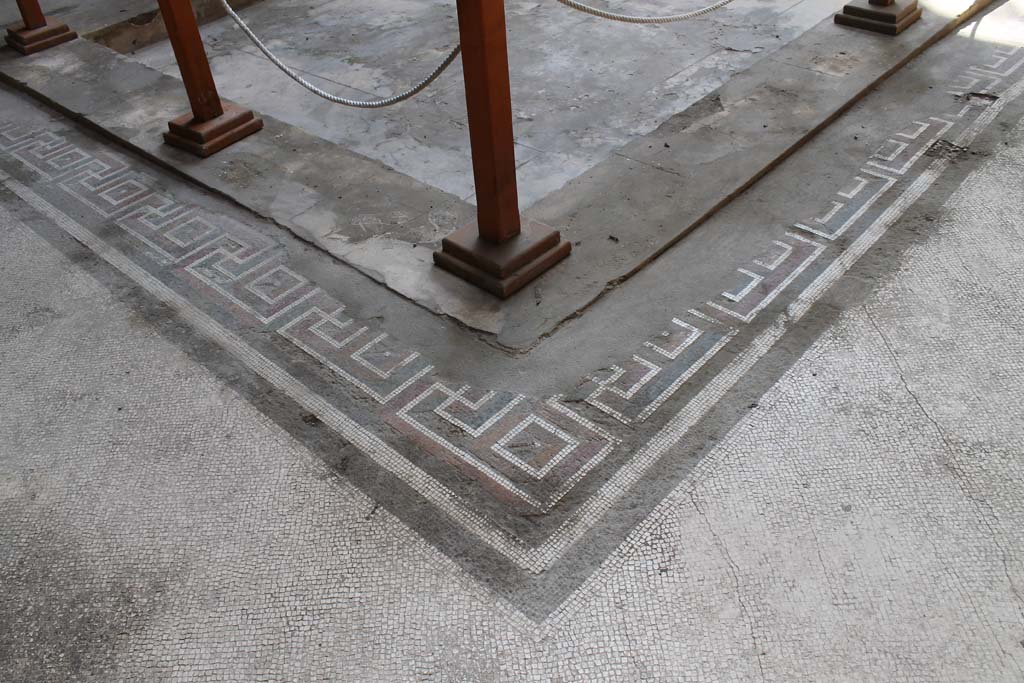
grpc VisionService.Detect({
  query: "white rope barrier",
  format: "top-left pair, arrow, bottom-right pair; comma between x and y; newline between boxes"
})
553,0 -> 737,24
218,0 -> 739,109
218,0 -> 460,108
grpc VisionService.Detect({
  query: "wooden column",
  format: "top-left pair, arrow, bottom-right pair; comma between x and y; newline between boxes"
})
835,0 -> 921,34
158,0 -> 262,157
434,0 -> 570,299
5,0 -> 77,55
457,0 -> 521,243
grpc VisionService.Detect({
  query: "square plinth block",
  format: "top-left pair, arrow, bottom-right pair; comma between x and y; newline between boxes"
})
434,219 -> 572,298
835,0 -> 922,34
5,19 -> 77,55
163,102 -> 263,158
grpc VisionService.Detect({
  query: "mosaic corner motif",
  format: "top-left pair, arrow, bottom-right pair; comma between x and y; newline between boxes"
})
0,42 -> 1019,582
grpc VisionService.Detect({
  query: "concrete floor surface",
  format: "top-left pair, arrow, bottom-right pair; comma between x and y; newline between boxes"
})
131,0 -> 838,206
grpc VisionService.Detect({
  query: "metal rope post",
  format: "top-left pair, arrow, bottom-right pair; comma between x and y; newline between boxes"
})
434,0 -> 570,298
5,0 -> 76,54
158,0 -> 262,157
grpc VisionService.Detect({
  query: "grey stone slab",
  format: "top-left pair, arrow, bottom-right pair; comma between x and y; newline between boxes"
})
619,8 -> 982,173
138,110 -> 468,227
129,0 -> 836,207
190,49 -> 483,202
87,0 -> 265,54
1,0 -> 265,53
0,38 -> 165,118
164,0 -> 464,95
0,0 -> 151,35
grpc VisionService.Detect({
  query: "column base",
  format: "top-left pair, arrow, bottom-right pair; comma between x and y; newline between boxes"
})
5,18 -> 77,55
835,0 -> 922,35
163,102 -> 263,158
434,219 -> 572,299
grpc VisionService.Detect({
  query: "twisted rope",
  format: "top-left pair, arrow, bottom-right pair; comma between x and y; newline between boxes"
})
217,0 -> 460,108
553,0 -> 737,24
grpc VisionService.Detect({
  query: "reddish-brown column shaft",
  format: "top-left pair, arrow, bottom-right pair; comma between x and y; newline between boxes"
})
15,0 -> 47,29
157,0 -> 224,122
455,0 -> 522,243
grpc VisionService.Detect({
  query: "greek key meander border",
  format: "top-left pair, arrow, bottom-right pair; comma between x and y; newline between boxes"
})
0,43 -> 1019,575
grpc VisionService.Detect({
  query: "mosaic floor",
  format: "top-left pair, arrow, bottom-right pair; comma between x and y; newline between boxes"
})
2,3 -> 1024,680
